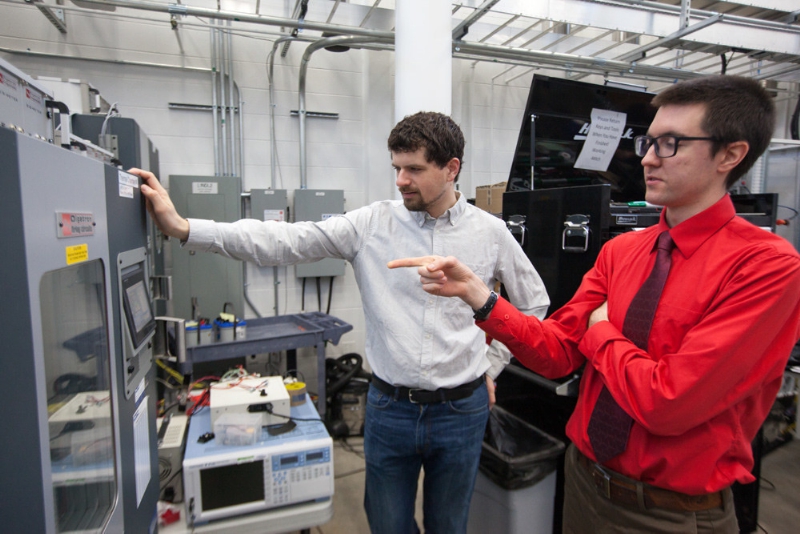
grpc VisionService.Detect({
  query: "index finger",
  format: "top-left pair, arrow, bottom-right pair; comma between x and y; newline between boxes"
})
387,256 -> 436,269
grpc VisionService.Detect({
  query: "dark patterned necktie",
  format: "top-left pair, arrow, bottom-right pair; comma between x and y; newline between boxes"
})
587,230 -> 675,464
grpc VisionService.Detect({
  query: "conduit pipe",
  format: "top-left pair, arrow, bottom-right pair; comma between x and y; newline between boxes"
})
268,36 -> 316,189
218,21 -> 228,175
267,35 -> 315,316
297,35 -> 393,188
228,24 -> 237,178
210,27 -> 220,176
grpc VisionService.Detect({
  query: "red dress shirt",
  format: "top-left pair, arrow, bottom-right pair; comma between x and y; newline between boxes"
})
481,195 -> 800,494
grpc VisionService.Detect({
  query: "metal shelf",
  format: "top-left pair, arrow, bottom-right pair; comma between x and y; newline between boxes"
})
182,312 -> 352,415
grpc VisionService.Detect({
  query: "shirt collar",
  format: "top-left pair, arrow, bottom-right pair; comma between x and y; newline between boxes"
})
656,195 -> 736,258
409,191 -> 466,227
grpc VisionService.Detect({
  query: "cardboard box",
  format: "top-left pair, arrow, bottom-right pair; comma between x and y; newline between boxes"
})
475,182 -> 507,214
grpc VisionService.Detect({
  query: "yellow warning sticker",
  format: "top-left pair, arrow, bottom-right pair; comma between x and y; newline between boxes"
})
66,244 -> 89,265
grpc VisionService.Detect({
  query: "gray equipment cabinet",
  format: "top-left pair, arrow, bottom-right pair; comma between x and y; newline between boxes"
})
0,127 -> 160,533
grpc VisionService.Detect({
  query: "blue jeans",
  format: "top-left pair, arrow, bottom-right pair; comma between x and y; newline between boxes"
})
363,381 -> 490,534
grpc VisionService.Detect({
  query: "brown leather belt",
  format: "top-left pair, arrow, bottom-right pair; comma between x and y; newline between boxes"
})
372,375 -> 483,404
576,449 -> 723,512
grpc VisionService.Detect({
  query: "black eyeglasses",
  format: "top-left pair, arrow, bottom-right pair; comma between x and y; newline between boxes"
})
634,135 -> 720,158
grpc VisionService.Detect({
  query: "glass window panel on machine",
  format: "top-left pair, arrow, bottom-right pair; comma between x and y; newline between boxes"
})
0,57 -> 159,533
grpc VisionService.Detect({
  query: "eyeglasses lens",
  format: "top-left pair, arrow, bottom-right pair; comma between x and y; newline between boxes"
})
635,136 -> 678,158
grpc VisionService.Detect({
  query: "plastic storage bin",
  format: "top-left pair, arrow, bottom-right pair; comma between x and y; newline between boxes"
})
468,406 -> 565,534
213,413 -> 261,446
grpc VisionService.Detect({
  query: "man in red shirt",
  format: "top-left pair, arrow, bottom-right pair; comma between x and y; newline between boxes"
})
389,75 -> 800,533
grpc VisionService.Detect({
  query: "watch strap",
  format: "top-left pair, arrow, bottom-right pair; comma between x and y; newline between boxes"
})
473,291 -> 498,321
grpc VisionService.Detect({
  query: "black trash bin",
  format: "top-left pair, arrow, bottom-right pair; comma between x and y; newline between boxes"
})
468,406 -> 565,534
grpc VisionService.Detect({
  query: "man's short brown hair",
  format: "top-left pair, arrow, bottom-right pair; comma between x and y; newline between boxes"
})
652,75 -> 775,188
388,111 -> 465,182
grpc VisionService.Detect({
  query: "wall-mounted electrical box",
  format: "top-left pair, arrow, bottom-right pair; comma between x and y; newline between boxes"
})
169,175 -> 243,321
294,189 -> 346,278
250,189 -> 289,223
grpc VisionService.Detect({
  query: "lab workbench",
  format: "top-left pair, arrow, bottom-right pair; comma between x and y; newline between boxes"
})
179,312 -> 353,415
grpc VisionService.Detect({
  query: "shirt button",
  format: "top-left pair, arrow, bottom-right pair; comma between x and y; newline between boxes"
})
425,334 -> 432,339
505,314 -> 510,319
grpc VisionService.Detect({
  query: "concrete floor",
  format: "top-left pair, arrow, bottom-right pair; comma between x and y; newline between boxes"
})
295,436 -> 800,534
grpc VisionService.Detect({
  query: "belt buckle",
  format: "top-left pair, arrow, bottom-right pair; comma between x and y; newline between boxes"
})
594,464 -> 613,499
408,389 -> 423,403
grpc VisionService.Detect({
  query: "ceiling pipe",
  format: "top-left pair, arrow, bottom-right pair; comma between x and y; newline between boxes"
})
17,0 -> 764,85
63,0 -> 395,39
454,40 -> 703,81
587,0 -> 800,34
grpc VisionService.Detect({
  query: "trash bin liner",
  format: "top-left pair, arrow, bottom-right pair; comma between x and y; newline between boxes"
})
479,406 -> 565,490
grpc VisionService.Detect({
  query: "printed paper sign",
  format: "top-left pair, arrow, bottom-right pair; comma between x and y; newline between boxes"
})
574,109 -> 627,172
192,182 -> 219,194
263,209 -> 285,222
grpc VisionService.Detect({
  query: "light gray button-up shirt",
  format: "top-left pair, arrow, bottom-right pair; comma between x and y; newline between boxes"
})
186,193 -> 548,389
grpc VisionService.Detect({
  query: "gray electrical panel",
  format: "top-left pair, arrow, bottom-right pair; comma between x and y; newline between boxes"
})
250,188 -> 289,222
169,175 -> 243,321
294,189 -> 346,278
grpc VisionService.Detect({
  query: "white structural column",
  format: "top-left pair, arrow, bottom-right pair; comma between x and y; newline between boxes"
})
394,0 -> 453,121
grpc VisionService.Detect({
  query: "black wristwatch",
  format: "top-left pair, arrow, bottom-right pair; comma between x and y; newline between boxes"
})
473,291 -> 498,321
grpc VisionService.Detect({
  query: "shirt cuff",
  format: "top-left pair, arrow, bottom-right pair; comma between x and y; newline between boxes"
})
184,218 -> 215,248
578,320 -> 621,362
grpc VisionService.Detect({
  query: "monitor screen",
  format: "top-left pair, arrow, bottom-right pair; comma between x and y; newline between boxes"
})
200,460 -> 265,511
120,263 -> 156,349
508,75 -> 657,203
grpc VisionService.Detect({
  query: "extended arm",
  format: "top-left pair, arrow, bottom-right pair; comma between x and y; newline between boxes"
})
386,255 -> 492,310
388,254 -> 592,378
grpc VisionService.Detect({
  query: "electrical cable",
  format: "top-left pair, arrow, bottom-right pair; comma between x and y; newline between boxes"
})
265,405 -> 322,423
779,205 -> 799,221
99,102 -> 120,138
156,357 -> 184,384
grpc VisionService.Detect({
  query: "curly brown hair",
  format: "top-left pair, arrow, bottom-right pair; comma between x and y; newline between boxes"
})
387,111 -> 465,182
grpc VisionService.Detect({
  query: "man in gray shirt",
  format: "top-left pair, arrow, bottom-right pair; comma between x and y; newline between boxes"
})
131,111 -> 548,533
